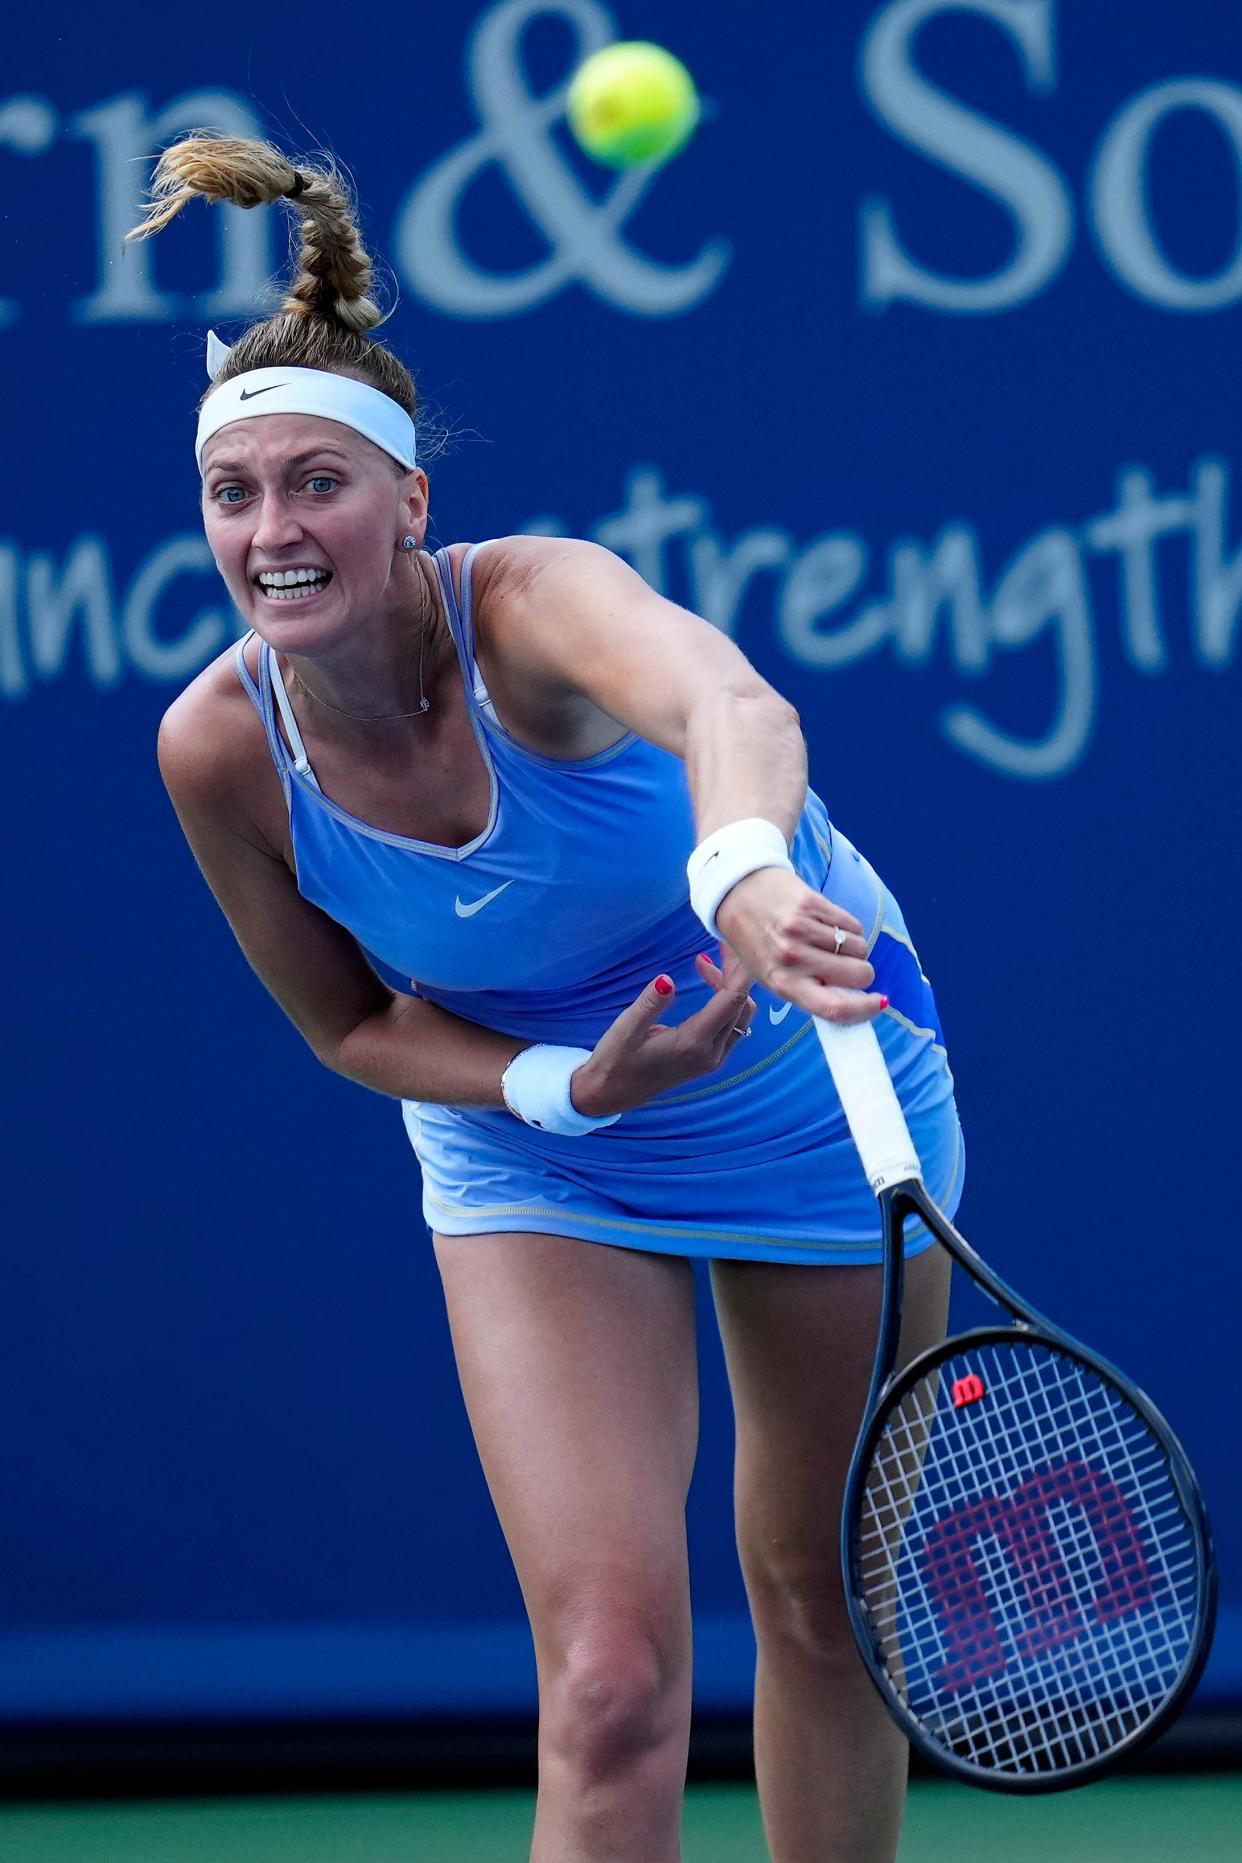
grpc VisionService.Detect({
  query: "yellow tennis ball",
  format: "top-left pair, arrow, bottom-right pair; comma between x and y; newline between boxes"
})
567,41 -> 700,169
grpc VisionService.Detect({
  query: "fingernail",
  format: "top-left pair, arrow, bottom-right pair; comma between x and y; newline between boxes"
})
698,952 -> 713,967
879,995 -> 890,1010
654,975 -> 674,997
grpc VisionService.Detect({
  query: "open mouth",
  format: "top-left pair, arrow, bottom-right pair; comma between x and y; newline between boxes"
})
254,568 -> 334,603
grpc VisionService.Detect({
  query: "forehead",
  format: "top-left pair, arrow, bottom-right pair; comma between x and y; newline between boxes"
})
200,412 -> 378,474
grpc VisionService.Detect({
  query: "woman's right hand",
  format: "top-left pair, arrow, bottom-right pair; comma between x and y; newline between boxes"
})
569,951 -> 756,1119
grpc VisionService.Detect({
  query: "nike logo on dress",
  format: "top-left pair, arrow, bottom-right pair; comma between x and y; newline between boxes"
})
454,882 -> 513,918
239,384 -> 287,400
768,1001 -> 794,1026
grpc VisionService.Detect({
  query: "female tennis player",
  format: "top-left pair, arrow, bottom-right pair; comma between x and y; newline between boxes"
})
136,136 -> 964,1863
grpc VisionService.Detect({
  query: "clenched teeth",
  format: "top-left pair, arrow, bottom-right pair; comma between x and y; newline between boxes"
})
256,568 -> 332,588
255,568 -> 333,603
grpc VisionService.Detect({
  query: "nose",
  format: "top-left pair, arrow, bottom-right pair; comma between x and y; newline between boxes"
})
250,492 -> 306,554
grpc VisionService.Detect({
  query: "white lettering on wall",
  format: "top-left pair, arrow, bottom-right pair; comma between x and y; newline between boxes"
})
1,3 -> 1239,326
853,528 -> 991,669
594,469 -> 710,589
394,0 -> 729,318
859,0 -> 1242,314
0,96 -> 59,326
69,90 -> 270,323
942,526 -> 1093,777
122,537 -> 230,679
859,0 -> 1074,313
27,537 -> 122,690
511,454 -> 1242,780
1083,467 -> 1195,671
0,544 -> 20,695
777,536 -> 874,667
1,534 -> 237,700
689,531 -> 794,640
1090,79 -> 1242,312
1192,460 -> 1242,665
7,461 -> 1238,781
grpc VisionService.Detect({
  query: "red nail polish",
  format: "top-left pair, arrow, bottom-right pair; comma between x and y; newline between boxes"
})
654,974 -> 674,997
698,951 -> 714,966
879,995 -> 890,1010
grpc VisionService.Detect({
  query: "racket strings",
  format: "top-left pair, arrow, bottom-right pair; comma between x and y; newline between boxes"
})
869,1375 -> 1192,1776
856,1338 -> 1202,1777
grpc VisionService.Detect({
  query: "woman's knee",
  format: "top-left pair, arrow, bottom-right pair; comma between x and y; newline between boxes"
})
540,1597 -> 690,1777
742,1540 -> 856,1666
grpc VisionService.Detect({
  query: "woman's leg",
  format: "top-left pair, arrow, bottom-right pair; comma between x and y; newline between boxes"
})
434,1231 -> 700,1863
709,1245 -> 951,1863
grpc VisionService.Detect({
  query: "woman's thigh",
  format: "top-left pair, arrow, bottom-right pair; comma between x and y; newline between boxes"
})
709,1247 -> 951,1599
433,1231 -> 700,1663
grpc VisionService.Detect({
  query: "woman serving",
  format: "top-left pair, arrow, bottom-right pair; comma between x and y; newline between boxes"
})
136,135 -> 963,1863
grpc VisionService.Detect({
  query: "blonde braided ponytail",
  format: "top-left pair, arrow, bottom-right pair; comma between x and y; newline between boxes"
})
129,133 -> 417,421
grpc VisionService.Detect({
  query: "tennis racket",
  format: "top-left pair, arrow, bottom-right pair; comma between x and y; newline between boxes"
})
815,1015 -> 1216,1793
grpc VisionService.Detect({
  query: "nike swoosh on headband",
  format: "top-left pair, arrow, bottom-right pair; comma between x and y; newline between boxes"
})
195,366 -> 418,473
454,882 -> 513,919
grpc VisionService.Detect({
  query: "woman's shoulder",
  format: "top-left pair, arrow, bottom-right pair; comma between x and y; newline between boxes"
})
467,532 -> 614,595
157,634 -> 278,829
465,534 -> 629,646
459,536 -> 633,754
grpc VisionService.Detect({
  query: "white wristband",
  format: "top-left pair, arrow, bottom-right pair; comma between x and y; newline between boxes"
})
686,817 -> 795,939
500,1044 -> 621,1137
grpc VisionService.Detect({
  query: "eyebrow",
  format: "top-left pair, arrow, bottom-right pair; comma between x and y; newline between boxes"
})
204,446 -> 352,475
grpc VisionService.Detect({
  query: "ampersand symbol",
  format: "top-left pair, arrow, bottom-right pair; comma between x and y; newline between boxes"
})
395,0 -> 730,317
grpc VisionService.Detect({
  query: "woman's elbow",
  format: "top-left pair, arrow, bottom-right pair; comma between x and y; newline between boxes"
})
737,683 -> 802,740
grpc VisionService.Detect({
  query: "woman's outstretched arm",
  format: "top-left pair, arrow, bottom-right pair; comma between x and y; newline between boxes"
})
474,537 -> 883,1021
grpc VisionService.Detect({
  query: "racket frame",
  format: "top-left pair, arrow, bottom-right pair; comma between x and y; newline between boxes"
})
842,1176 -> 1218,1792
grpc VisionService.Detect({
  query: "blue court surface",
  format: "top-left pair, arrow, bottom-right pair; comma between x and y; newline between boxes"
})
1,1775 -> 1239,1860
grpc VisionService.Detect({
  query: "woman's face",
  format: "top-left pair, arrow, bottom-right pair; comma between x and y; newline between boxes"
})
200,412 -> 427,646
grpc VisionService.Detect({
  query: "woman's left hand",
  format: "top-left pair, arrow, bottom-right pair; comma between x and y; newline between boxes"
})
715,867 -> 886,1024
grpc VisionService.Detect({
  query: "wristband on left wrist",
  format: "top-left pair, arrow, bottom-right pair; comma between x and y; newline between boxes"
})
500,1044 -> 621,1137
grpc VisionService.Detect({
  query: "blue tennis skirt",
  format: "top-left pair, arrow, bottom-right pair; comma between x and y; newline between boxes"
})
400,838 -> 965,1267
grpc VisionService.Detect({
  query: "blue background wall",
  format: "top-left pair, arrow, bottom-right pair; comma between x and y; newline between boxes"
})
3,0 -> 1239,1724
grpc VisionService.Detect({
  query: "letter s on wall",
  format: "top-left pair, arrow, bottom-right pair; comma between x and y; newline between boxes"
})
857,0 -> 1074,314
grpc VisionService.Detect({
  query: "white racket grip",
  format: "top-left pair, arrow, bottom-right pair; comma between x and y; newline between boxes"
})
814,1016 -> 923,1194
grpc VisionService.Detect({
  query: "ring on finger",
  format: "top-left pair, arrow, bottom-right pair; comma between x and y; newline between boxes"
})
732,1024 -> 752,1037
833,924 -> 848,953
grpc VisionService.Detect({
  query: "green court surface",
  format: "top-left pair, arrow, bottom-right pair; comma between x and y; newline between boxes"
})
1,1775 -> 1239,1862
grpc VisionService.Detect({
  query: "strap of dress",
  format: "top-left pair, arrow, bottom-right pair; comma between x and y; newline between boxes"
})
232,635 -> 263,712
263,643 -> 315,780
233,633 -> 297,801
241,633 -> 320,793
432,544 -> 492,711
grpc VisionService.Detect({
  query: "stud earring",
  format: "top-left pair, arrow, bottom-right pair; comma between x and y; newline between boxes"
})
401,536 -> 417,552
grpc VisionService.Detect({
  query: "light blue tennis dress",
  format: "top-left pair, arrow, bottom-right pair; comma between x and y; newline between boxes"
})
233,544 -> 964,1265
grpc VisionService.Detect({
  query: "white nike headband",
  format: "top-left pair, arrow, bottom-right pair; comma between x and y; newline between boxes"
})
195,341 -> 417,474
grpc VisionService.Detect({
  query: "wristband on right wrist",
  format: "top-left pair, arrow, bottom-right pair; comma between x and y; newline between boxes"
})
686,817 -> 795,939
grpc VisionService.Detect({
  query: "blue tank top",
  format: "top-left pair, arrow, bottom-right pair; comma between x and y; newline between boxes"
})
233,544 -> 860,1049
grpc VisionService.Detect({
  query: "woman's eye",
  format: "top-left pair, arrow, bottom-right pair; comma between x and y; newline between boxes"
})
215,485 -> 247,505
307,475 -> 338,494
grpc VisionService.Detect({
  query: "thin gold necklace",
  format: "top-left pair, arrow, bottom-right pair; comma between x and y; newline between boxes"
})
292,553 -> 433,722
